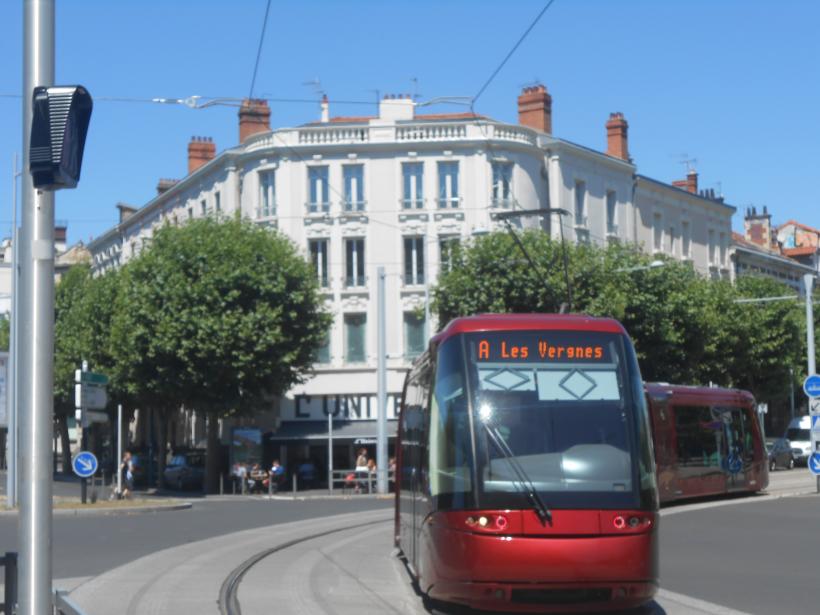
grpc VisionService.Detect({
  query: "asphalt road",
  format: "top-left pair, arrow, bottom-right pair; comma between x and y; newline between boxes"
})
660,494 -> 819,615
0,496 -> 393,579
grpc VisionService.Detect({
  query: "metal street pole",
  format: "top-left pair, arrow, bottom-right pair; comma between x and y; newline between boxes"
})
804,274 -> 818,494
805,274 -> 816,376
327,409 -> 333,495
376,267 -> 387,494
790,367 -> 795,422
117,404 -> 123,497
20,0 -> 56,613
7,154 -> 21,509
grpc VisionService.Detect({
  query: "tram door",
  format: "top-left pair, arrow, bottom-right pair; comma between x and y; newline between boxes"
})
723,407 -> 752,491
399,375 -> 424,570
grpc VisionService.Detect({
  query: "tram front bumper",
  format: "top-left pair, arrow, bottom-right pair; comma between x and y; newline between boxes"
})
425,526 -> 658,613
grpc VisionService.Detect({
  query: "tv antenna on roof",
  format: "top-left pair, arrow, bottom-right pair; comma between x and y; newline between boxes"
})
302,78 -> 324,98
676,154 -> 697,172
410,77 -> 422,101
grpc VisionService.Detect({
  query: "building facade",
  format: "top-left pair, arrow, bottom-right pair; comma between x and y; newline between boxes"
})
87,87 -> 735,472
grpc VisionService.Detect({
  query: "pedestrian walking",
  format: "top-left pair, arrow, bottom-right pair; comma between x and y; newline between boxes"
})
354,448 -> 368,494
120,451 -> 134,499
269,459 -> 285,493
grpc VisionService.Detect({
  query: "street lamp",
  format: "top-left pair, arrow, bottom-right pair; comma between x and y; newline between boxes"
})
614,260 -> 666,274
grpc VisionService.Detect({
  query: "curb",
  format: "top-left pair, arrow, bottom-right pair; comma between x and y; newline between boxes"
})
0,501 -> 193,517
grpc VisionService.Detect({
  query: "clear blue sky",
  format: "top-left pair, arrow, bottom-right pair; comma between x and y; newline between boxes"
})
1,0 -> 818,245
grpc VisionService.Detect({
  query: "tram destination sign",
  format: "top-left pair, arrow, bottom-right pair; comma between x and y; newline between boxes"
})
804,374 -> 820,399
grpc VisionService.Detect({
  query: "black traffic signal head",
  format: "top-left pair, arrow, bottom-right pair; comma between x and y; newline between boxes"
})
29,85 -> 93,191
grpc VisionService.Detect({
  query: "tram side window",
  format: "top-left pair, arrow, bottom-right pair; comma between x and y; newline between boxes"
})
674,405 -> 720,467
429,339 -> 473,506
400,376 -> 423,496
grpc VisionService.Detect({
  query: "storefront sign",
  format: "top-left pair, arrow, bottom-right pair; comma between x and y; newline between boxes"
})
284,393 -> 403,421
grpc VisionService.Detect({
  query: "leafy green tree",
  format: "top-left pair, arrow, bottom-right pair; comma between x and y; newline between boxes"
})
727,276 -> 805,404
54,265 -> 123,471
112,218 -> 331,491
0,315 -> 9,351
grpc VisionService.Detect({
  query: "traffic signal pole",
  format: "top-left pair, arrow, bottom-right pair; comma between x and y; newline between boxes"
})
20,1 -> 56,613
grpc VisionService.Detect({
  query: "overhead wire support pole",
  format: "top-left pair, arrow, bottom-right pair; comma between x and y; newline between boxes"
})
20,0 -> 56,613
492,208 -> 573,312
8,154 -> 21,509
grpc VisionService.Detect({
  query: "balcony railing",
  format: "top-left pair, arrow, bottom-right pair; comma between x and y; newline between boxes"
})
245,121 -> 541,151
298,126 -> 369,145
257,205 -> 277,219
306,202 -> 331,214
401,198 -> 425,210
437,197 -> 461,209
491,197 -> 515,209
343,200 -> 367,212
397,123 -> 467,141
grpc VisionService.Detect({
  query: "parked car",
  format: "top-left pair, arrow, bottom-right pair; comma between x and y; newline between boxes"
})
766,437 -> 796,471
785,416 -> 812,465
130,451 -> 159,486
164,451 -> 206,491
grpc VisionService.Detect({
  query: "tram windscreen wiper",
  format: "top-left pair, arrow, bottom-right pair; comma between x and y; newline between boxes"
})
482,420 -> 552,526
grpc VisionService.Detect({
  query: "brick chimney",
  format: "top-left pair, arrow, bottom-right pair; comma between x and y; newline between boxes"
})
239,98 -> 271,142
672,170 -> 698,194
116,202 -> 138,224
188,137 -> 215,175
517,85 -> 552,134
744,205 -> 774,249
605,112 -> 629,161
156,178 -> 179,195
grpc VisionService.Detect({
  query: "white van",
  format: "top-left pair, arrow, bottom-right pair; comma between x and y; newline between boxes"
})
786,416 -> 812,464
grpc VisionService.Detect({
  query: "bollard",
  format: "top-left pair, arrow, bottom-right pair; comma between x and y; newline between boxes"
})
232,476 -> 236,495
268,475 -> 273,497
4,551 -> 18,615
242,477 -> 247,495
219,473 -> 224,496
292,474 -> 297,495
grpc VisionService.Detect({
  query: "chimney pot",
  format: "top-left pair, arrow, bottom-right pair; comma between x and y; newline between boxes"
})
517,84 -> 552,134
238,98 -> 271,143
605,112 -> 629,161
188,136 -> 216,175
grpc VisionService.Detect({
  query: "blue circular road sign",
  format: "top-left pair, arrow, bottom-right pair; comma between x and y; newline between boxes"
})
72,451 -> 98,478
809,453 -> 820,476
804,374 -> 820,399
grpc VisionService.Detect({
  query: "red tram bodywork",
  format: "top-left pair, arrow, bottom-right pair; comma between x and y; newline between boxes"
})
395,315 -> 659,613
645,383 -> 768,504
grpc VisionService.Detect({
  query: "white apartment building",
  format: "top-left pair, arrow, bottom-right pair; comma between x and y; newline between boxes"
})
88,87 -> 735,470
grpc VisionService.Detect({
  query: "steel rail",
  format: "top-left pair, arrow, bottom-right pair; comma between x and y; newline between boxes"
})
218,518 -> 391,615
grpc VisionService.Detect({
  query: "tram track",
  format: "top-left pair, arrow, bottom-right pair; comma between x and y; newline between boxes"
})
217,518 -> 392,615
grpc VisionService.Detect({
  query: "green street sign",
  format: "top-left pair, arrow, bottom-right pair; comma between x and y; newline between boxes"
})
80,372 -> 108,386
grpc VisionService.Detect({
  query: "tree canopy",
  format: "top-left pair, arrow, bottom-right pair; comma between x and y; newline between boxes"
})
432,230 -> 810,406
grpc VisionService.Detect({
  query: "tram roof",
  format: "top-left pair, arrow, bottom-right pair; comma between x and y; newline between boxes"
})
644,382 -> 755,405
432,313 -> 627,345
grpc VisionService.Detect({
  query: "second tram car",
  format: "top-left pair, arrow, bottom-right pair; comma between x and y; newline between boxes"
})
645,383 -> 768,503
396,314 -> 659,613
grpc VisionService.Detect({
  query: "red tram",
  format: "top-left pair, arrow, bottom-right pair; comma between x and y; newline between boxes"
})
395,314 -> 659,613
645,383 -> 768,504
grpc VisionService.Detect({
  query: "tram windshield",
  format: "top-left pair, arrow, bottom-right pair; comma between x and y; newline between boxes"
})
427,329 -> 655,510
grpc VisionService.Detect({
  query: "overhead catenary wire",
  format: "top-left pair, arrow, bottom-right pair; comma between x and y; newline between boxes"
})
248,0 -> 273,100
471,0 -> 558,107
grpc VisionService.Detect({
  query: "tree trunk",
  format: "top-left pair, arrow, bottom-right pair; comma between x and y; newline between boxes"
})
156,409 -> 169,489
57,413 -> 71,474
205,414 -> 220,494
